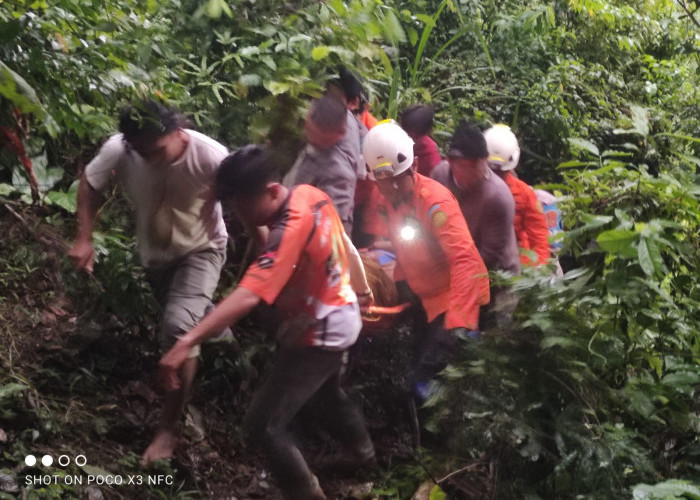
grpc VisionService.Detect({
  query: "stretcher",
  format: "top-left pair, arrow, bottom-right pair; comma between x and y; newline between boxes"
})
361,302 -> 412,334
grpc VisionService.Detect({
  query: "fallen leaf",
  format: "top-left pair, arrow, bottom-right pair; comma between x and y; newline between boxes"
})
0,474 -> 19,493
85,485 -> 105,500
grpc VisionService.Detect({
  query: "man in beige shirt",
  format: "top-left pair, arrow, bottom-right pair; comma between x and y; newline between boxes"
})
68,99 -> 229,464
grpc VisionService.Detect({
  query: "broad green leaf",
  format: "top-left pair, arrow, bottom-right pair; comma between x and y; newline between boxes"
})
239,74 -> 262,87
0,183 -> 15,196
383,10 -> 406,45
557,160 -> 590,169
328,0 -> 346,15
647,356 -> 662,379
567,138 -> 599,157
46,181 -> 78,213
0,63 -> 43,115
239,46 -> 260,57
408,27 -> 419,47
637,238 -> 654,277
655,133 -> 700,144
415,14 -> 436,27
378,48 -> 394,77
264,80 -> 290,95
661,371 -> 700,389
630,105 -> 650,136
219,0 -> 233,18
0,383 -> 28,401
546,5 -> 556,26
311,46 -> 331,61
541,336 -> 581,350
205,0 -> 222,19
429,484 -> 447,500
626,389 -> 655,418
261,56 -> 276,71
632,479 -> 700,499
613,128 -> 644,136
596,229 -> 637,256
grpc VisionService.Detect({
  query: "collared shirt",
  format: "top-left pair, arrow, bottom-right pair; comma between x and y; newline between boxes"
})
283,111 -> 363,233
366,174 -> 489,330
84,130 -> 228,269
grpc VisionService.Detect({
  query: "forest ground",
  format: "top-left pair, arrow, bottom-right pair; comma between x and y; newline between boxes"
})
0,203 -> 458,500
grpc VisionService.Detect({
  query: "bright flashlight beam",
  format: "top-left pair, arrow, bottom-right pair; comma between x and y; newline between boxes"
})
400,225 -> 416,241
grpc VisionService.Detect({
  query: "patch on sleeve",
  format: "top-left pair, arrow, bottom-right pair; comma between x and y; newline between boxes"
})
428,203 -> 447,229
432,210 -> 448,229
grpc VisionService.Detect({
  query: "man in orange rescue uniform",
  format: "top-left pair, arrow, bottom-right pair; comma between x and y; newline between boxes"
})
484,124 -> 551,266
158,145 -> 375,500
362,121 -> 490,399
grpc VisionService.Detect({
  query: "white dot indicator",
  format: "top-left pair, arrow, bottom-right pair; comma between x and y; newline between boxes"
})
25,455 -> 36,466
42,455 -> 53,466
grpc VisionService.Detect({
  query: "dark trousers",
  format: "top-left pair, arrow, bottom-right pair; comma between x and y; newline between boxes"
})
413,313 -> 458,384
242,346 -> 373,495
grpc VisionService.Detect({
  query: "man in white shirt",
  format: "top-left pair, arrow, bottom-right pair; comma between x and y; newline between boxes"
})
68,99 -> 229,464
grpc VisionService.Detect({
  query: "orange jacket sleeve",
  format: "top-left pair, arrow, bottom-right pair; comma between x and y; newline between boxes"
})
361,110 -> 379,130
424,189 -> 490,330
520,183 -> 551,266
507,175 -> 551,266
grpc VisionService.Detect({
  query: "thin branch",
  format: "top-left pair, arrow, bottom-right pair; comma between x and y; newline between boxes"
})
676,0 -> 700,29
437,461 -> 483,484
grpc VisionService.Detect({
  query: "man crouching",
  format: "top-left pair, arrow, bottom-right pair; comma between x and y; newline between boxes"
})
158,145 -> 376,500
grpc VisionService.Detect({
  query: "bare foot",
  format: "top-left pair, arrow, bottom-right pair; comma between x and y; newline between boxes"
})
141,430 -> 177,466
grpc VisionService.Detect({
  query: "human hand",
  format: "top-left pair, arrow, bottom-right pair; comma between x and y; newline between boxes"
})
449,328 -> 481,342
158,340 -> 192,392
67,239 -> 96,273
357,290 -> 375,311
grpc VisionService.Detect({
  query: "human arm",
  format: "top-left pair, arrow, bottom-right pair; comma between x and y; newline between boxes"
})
342,231 -> 373,308
430,196 -> 490,330
478,190 -> 518,272
68,135 -> 125,272
159,287 -> 261,391
522,187 -> 551,265
67,173 -> 102,272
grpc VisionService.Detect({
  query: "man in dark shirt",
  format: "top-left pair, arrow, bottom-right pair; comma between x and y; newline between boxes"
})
431,122 -> 520,327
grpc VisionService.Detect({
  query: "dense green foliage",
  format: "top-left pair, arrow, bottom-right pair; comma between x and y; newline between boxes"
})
1,0 -> 698,498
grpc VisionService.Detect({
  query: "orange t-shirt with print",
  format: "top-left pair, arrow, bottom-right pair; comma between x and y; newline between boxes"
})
240,185 -> 359,349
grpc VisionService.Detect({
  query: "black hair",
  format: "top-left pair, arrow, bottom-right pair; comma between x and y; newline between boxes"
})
400,104 -> 434,137
118,99 -> 189,143
308,95 -> 347,133
450,121 -> 488,160
337,66 -> 365,102
215,145 -> 279,201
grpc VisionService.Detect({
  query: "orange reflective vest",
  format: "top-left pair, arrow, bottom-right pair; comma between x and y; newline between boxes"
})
504,174 -> 551,266
368,174 -> 490,330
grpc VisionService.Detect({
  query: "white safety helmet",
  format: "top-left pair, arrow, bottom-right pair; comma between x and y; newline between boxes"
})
484,124 -> 520,172
362,120 -> 415,180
